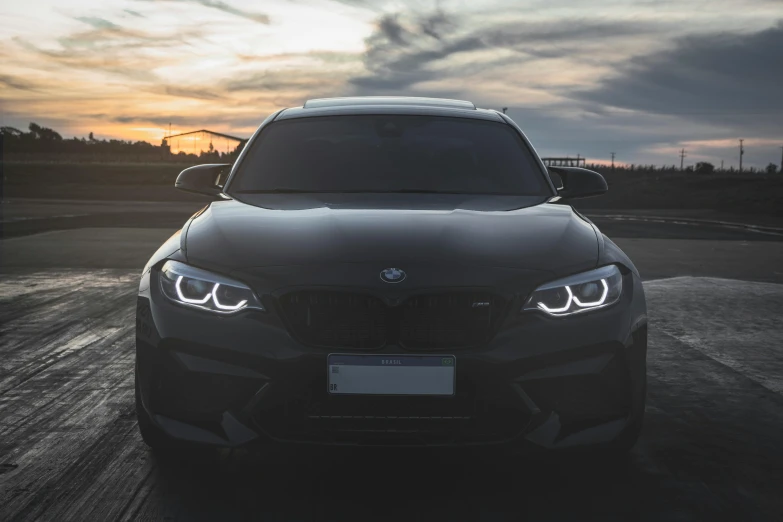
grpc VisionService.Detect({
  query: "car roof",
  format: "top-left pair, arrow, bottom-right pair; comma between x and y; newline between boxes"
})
304,96 -> 476,110
276,96 -> 504,123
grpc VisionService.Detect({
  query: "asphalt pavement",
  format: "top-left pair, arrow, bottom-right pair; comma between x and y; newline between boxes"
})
1,199 -> 783,521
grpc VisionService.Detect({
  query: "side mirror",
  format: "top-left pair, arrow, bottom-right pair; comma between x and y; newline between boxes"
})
547,166 -> 607,199
175,164 -> 231,198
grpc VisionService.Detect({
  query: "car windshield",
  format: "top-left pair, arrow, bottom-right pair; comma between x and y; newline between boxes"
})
227,115 -> 550,196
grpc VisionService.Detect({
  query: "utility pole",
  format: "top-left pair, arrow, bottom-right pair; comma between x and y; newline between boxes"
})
779,146 -> 782,174
680,148 -> 686,170
739,139 -> 744,173
721,159 -> 724,171
502,107 -> 508,114
610,152 -> 615,170
167,122 -> 172,158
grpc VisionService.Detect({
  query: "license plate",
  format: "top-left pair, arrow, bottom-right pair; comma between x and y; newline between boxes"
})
327,354 -> 455,396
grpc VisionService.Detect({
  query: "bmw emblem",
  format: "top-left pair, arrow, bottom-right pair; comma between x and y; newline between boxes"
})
380,267 -> 406,284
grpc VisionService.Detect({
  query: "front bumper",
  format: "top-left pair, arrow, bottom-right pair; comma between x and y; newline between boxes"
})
135,270 -> 647,450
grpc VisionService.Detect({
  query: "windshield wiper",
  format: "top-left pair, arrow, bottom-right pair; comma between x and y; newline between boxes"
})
233,188 -> 314,194
367,189 -> 445,194
234,189 -> 463,194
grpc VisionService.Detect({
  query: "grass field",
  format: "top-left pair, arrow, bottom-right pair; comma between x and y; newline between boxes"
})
3,161 -> 782,214
573,168 -> 783,214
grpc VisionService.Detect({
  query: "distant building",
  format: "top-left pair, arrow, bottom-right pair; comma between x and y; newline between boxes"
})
541,157 -> 586,167
163,129 -> 246,156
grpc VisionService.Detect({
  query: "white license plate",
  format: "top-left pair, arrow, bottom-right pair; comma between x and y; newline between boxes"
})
327,354 -> 455,396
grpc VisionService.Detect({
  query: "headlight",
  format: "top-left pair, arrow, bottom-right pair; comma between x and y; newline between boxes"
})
159,260 -> 264,314
523,265 -> 622,317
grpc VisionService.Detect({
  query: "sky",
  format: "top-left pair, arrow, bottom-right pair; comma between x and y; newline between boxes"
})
1,0 -> 781,168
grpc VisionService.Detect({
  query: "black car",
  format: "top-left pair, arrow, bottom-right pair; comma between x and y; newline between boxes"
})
135,96 -> 647,453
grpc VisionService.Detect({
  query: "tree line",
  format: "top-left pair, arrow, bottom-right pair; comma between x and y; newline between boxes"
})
1,123 -> 244,163
585,161 -> 779,175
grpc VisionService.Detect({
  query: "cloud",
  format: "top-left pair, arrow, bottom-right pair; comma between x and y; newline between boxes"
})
419,10 -> 451,40
341,8 -> 782,166
376,14 -> 407,46
105,109 -> 279,132
223,71 -> 332,93
160,85 -> 222,100
136,0 -> 270,24
571,21 -> 783,132
218,67 -> 355,110
112,115 -> 140,123
60,16 -> 203,50
350,11 -> 476,92
350,10 -> 662,93
11,41 -> 147,83
0,73 -> 39,91
12,17 -> 204,84
324,0 -> 386,9
75,17 -> 123,31
234,50 -> 358,65
190,0 -> 270,24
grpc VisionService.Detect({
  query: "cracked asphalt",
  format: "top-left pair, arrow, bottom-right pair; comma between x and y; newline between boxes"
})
1,201 -> 782,521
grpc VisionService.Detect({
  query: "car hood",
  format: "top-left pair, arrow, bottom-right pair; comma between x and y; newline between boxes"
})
183,194 -> 598,277
183,195 -> 598,275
